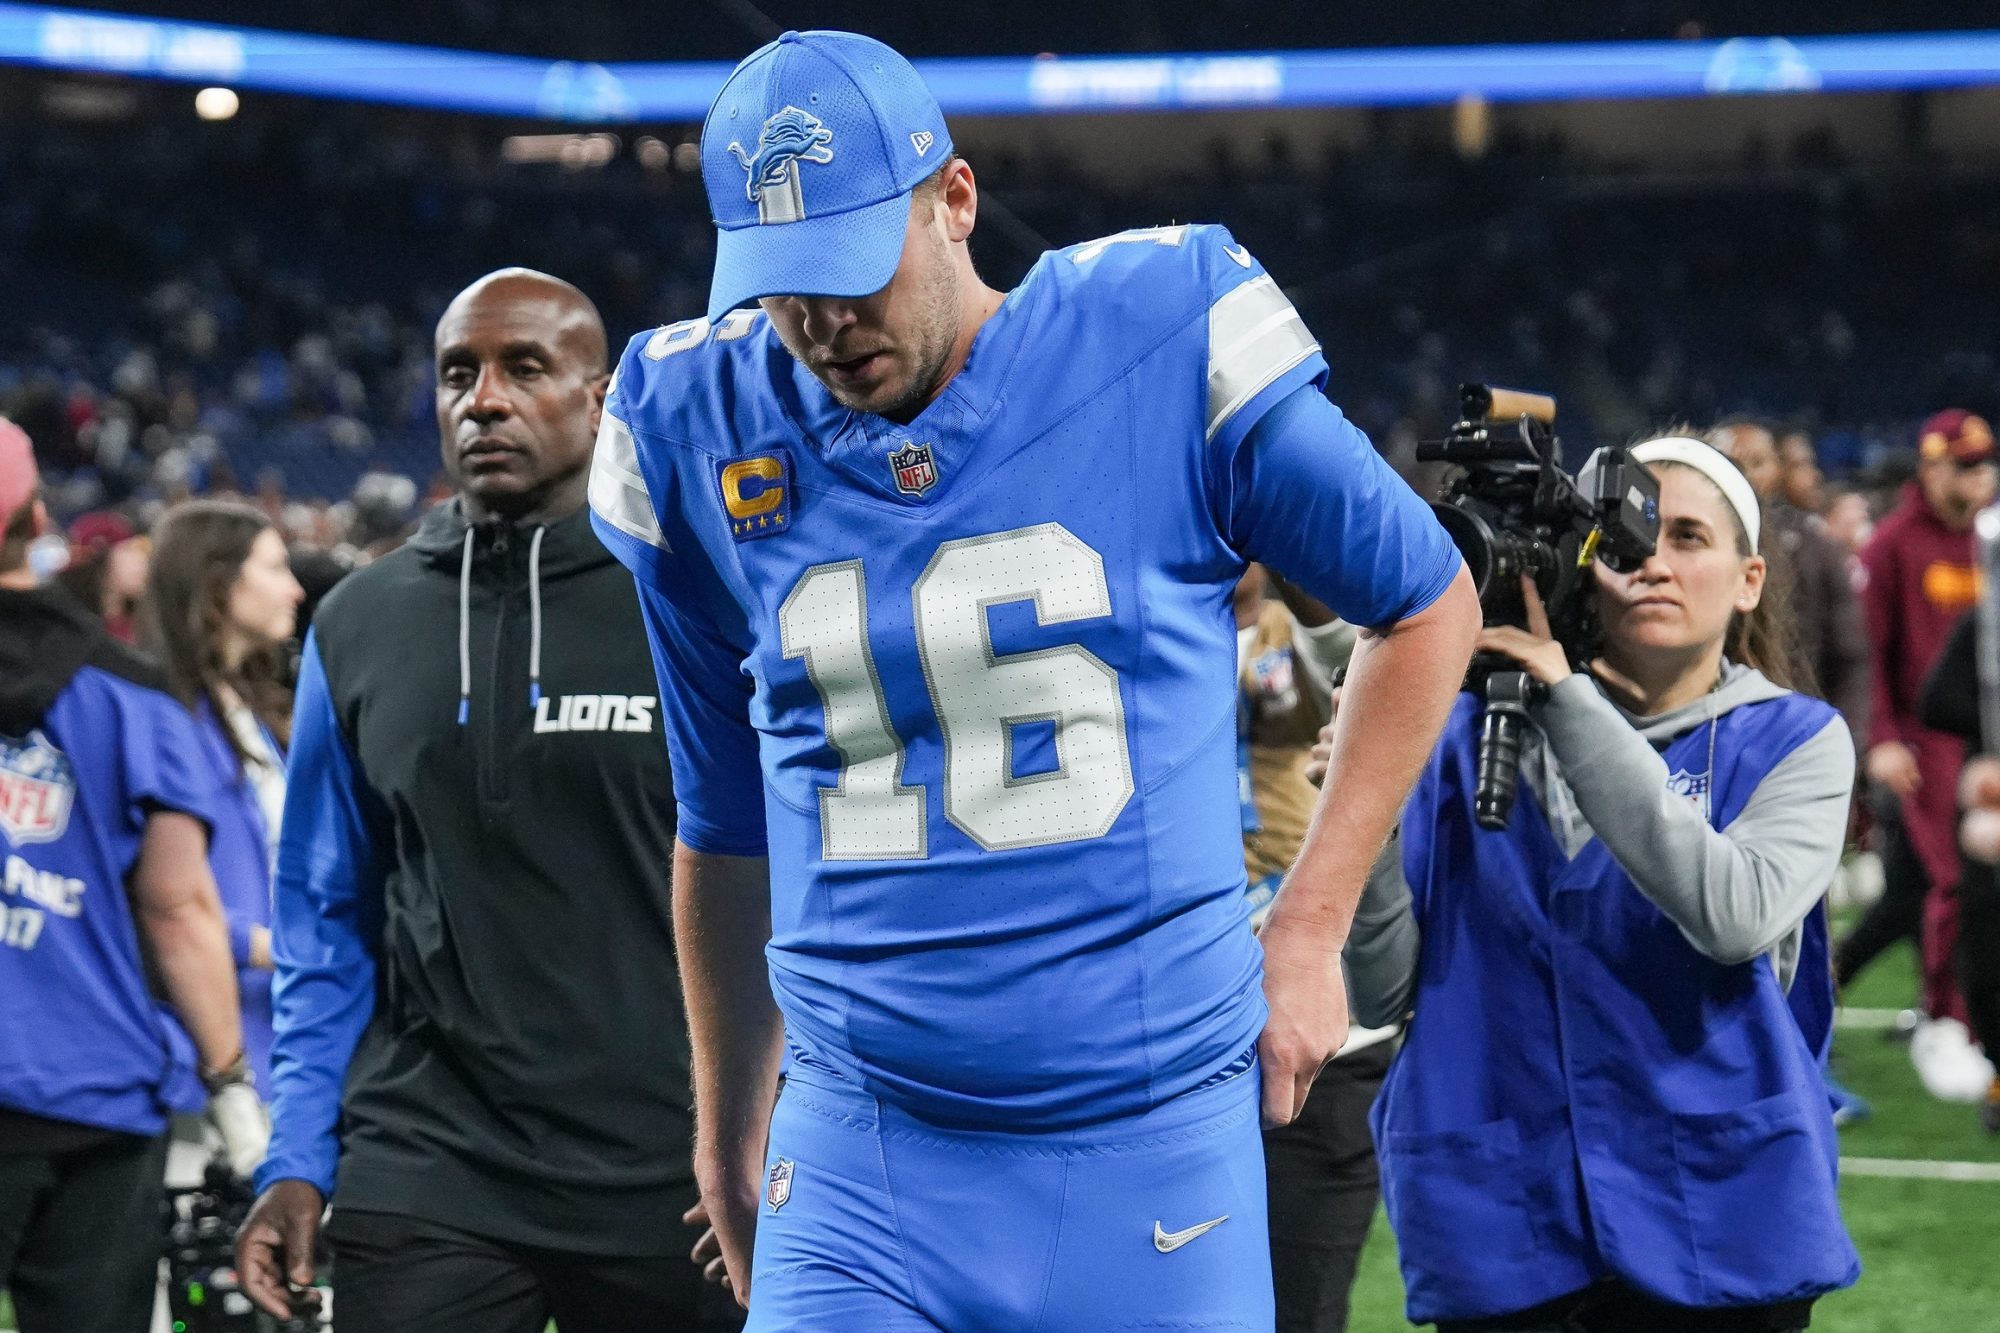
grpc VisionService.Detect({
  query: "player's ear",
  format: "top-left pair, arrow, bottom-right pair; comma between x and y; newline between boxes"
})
940,159 -> 977,244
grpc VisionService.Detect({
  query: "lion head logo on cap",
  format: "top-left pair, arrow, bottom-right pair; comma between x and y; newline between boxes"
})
728,107 -> 835,224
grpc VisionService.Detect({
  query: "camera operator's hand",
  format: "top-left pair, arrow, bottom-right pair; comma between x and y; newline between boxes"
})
236,1179 -> 325,1321
1867,741 -> 1923,800
201,1062 -> 269,1180
1474,578 -> 1572,686
1305,688 -> 1343,786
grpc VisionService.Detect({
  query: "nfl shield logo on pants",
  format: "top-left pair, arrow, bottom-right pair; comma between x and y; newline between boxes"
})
888,442 -> 938,497
766,1158 -> 794,1211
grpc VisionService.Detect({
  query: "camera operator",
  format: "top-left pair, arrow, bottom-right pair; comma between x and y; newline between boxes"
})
0,420 -> 266,1333
1328,438 -> 1859,1332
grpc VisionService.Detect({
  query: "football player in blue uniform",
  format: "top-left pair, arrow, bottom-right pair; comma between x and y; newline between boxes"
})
590,31 -> 1479,1331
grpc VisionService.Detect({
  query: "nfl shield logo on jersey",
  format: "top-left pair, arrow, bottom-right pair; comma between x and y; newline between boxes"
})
0,730 -> 77,846
889,442 -> 938,497
765,1158 -> 795,1211
1667,767 -> 1712,819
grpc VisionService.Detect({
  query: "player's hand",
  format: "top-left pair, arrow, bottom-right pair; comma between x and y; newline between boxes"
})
1256,915 -> 1351,1128
683,1200 -> 734,1293
235,1178 -> 324,1321
692,1166 -> 762,1311
1867,741 -> 1922,799
1474,577 -> 1570,687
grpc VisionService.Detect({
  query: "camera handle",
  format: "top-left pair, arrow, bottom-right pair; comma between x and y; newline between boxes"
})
1475,669 -> 1540,831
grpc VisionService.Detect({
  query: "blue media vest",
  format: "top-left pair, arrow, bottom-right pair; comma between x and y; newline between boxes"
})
1379,691 -> 1860,1323
0,663 -> 223,1136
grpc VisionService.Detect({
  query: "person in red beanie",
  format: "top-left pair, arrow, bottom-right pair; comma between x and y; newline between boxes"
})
1852,409 -> 1998,1101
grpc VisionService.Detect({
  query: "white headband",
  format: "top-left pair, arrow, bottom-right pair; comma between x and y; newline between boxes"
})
1631,436 -> 1761,553
1582,436 -> 1761,554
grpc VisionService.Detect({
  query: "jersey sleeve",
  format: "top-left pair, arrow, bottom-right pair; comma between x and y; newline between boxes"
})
1214,384 -> 1462,629
258,632 -> 386,1198
634,582 -> 768,857
593,333 -> 767,856
122,687 -> 227,837
1195,226 -> 1333,458
588,345 -> 676,591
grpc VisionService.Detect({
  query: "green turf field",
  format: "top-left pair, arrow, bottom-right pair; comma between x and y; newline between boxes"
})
4,942 -> 1992,1332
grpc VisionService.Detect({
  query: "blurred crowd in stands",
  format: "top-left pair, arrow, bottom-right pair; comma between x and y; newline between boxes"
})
5,105 -> 1996,577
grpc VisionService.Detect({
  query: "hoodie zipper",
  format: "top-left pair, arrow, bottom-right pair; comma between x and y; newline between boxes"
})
478,525 -> 513,810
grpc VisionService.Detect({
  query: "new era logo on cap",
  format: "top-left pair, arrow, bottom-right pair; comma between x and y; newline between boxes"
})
701,30 -> 954,320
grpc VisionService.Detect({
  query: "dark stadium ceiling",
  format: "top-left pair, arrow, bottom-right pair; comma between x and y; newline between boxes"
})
39,0 -> 2000,63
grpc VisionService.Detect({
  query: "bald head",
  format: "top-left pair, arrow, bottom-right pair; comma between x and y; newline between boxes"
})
434,268 -> 611,524
438,267 -> 607,372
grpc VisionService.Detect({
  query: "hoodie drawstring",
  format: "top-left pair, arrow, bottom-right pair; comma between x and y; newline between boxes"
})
454,521 -> 550,725
456,528 -> 475,725
527,524 -> 546,709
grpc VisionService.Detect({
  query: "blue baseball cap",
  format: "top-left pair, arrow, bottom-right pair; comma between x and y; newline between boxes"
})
702,30 -> 953,321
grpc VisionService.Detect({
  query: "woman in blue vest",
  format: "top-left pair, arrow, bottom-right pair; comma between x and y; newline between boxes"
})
1339,438 -> 1860,1332
143,500 -> 304,1094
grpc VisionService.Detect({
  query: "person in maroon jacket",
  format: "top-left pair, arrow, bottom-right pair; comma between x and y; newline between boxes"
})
1852,409 -> 1997,1101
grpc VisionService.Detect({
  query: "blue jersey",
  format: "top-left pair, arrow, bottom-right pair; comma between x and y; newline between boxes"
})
592,224 -> 1459,1128
0,588 -> 223,1136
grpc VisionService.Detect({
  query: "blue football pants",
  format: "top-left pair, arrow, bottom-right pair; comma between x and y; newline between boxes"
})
745,1062 -> 1273,1332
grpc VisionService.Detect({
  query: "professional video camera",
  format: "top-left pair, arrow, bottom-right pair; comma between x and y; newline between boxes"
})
164,1158 -> 326,1333
1419,384 -> 1661,830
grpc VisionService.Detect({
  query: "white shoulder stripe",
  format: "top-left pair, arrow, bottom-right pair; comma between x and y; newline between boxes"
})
1206,275 -> 1320,442
588,410 -> 668,551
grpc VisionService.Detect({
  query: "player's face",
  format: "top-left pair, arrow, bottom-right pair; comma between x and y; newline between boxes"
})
227,526 -> 304,644
1594,467 -> 1763,664
435,290 -> 602,516
760,196 -> 960,421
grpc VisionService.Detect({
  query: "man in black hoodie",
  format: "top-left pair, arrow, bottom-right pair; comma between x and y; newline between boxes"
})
236,271 -> 718,1331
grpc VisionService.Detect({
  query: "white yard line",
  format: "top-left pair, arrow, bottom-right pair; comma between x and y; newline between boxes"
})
1834,1007 -> 1907,1030
1842,1157 -> 2000,1182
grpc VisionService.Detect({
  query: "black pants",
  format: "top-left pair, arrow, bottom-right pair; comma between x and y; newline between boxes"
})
1264,1038 -> 1393,1333
1836,796 -> 1930,991
327,1206 -> 741,1333
1437,1280 -> 1815,1333
1959,855 -> 2000,1059
0,1130 -> 169,1333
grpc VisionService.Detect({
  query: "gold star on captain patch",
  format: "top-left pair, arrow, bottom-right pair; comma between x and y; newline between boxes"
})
758,515 -> 769,528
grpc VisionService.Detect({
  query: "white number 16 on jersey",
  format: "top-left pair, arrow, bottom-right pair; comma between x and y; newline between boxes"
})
778,523 -> 1135,859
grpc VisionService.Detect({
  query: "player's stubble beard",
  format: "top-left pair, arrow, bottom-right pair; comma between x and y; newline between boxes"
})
825,223 -> 962,423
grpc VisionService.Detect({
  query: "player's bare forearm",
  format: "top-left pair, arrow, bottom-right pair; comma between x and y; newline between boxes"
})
132,810 -> 244,1073
1271,563 -> 1478,942
674,840 -> 785,1191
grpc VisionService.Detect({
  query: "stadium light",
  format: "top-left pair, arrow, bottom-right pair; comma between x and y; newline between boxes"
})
192,84 -> 235,119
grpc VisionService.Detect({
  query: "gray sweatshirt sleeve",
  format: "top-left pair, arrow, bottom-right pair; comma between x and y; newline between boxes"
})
1343,831 -> 1420,1028
1534,674 -> 1856,965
